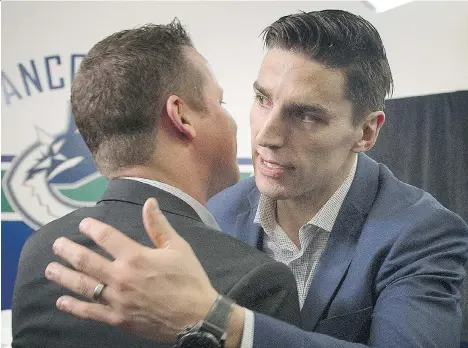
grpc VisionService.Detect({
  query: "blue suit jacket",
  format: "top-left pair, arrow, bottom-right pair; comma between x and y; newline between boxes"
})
208,153 -> 468,348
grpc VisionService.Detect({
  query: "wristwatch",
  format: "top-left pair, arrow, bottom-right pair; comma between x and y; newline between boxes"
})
174,295 -> 235,348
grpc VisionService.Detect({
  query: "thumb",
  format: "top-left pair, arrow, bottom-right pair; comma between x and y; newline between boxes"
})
142,197 -> 181,249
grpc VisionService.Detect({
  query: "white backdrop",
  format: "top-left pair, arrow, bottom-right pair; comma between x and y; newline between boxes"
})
2,1 -> 468,347
3,1 -> 468,158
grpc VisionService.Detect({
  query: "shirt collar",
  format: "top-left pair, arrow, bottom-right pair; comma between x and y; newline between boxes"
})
122,177 -> 221,231
254,155 -> 358,233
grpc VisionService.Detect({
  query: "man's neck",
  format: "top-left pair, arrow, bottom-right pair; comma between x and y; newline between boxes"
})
275,154 -> 357,246
276,198 -> 323,247
110,164 -> 209,205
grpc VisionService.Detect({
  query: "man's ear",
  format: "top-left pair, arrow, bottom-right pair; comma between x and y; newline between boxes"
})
164,95 -> 196,141
352,111 -> 385,153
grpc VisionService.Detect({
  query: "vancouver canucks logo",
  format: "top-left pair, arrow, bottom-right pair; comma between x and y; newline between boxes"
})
3,110 -> 102,230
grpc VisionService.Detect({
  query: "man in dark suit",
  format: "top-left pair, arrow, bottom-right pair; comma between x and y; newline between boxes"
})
11,20 -> 300,348
42,9 -> 468,348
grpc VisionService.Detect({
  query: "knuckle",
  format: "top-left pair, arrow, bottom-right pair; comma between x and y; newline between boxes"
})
73,252 -> 88,271
113,272 -> 132,292
126,254 -> 143,268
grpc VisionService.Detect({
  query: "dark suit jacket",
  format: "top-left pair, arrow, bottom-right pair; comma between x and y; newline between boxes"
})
208,153 -> 468,348
12,179 -> 300,348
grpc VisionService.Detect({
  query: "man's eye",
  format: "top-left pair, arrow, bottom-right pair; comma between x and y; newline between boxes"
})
254,94 -> 271,108
295,113 -> 318,123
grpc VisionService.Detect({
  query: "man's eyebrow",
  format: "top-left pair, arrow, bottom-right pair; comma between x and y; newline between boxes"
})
283,102 -> 332,118
253,82 -> 332,118
253,81 -> 271,98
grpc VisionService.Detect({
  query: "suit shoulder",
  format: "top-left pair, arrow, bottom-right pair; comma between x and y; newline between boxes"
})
376,163 -> 467,228
208,177 -> 256,206
207,177 -> 257,219
30,206 -> 100,236
20,206 -> 108,261
363,164 -> 468,262
182,220 -> 283,277
183,220 -> 268,263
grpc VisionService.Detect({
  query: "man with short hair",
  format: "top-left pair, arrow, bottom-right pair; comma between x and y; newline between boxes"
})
11,20 -> 300,348
45,9 -> 468,348
208,10 -> 468,347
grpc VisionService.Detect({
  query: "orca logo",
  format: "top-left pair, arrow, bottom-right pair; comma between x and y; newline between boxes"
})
3,109 -> 101,229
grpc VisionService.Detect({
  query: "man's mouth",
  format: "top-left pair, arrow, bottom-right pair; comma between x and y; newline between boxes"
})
257,155 -> 293,178
262,159 -> 287,169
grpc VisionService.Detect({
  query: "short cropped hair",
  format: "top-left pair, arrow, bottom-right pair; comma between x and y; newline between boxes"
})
71,19 -> 205,176
262,10 -> 393,122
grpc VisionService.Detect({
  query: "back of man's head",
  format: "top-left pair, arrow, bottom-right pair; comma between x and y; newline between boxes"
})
71,20 -> 205,177
262,9 -> 393,122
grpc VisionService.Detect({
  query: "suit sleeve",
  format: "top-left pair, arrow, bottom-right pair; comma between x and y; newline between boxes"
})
252,211 -> 468,348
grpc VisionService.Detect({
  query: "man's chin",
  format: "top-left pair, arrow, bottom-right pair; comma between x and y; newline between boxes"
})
255,175 -> 290,200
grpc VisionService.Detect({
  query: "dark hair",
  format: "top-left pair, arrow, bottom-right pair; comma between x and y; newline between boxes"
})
71,19 -> 205,176
262,9 -> 393,122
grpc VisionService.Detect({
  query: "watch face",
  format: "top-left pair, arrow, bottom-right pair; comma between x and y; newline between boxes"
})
176,331 -> 221,348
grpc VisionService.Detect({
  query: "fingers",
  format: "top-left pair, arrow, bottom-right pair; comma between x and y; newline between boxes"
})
45,261 -> 115,303
79,218 -> 149,258
56,295 -> 124,327
51,237 -> 115,285
142,198 -> 182,249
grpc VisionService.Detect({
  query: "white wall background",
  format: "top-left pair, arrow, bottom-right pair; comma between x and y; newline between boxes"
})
1,1 -> 468,346
2,1 -> 468,158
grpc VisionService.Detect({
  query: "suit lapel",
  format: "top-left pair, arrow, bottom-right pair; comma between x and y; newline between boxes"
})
300,154 -> 380,331
300,203 -> 366,330
234,183 -> 263,249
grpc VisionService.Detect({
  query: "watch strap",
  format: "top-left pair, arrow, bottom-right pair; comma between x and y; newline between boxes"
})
203,295 -> 235,338
174,295 -> 235,348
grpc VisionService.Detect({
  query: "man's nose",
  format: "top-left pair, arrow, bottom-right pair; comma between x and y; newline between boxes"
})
256,110 -> 286,149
